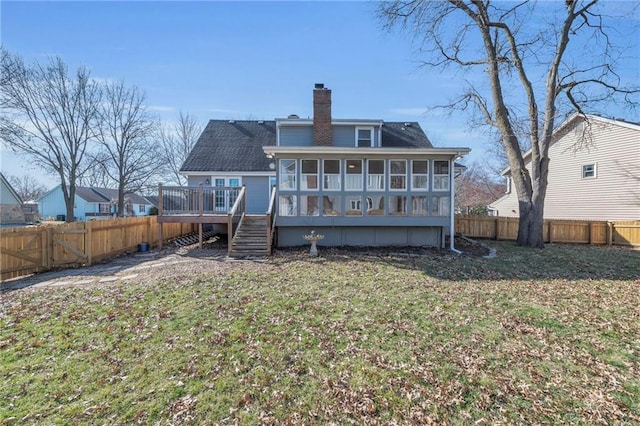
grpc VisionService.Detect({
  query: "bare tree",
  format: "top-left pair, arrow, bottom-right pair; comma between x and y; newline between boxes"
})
380,1 -> 639,247
157,112 -> 203,185
96,81 -> 158,217
7,174 -> 48,202
0,50 -> 101,222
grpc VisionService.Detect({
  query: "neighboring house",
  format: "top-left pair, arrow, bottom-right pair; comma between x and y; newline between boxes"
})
489,114 -> 640,220
181,84 -> 470,249
0,173 -> 26,225
38,186 -> 153,221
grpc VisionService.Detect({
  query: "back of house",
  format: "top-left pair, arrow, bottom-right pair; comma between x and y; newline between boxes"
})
179,84 -> 470,249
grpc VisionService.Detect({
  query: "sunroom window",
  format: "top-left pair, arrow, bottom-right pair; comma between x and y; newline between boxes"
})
345,160 -> 363,191
323,195 -> 341,216
279,195 -> 297,216
433,161 -> 450,191
323,159 -> 341,190
301,160 -> 318,190
390,160 -> 407,190
345,196 -> 363,216
300,195 -> 319,216
412,160 -> 429,190
279,159 -> 297,190
411,196 -> 428,216
431,195 -> 450,216
367,160 -> 385,190
389,195 -> 407,216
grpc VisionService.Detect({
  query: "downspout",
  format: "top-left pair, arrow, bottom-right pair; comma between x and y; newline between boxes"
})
450,155 -> 462,254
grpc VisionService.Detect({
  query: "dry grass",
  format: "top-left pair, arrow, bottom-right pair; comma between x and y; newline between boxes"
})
1,241 -> 639,424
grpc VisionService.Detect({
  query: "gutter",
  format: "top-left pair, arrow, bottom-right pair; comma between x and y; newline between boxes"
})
449,154 -> 463,255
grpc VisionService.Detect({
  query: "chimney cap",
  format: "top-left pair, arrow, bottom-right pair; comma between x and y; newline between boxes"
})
314,83 -> 325,89
287,114 -> 299,119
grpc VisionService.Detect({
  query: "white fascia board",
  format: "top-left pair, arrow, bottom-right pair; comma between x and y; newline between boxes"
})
183,171 -> 275,177
263,146 -> 470,157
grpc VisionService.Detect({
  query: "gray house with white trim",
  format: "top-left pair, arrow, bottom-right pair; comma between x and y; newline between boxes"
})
180,84 -> 470,249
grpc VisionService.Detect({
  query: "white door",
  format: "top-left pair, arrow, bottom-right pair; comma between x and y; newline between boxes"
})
214,178 -> 241,212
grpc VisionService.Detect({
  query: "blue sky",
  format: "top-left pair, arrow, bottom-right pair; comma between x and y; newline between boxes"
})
1,1 -> 638,188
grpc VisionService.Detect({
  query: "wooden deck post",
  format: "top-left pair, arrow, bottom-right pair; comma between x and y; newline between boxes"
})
199,183 -> 204,216
199,223 -> 203,248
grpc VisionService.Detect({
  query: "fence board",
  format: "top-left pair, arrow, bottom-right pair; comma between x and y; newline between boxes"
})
455,216 -> 639,246
1,216 -> 195,281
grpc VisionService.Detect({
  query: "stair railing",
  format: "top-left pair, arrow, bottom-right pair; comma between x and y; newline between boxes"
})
266,185 -> 277,255
227,185 -> 247,255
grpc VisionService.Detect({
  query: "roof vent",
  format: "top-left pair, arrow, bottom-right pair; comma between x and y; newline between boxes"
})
404,122 -> 411,127
228,120 -> 235,124
258,120 -> 264,124
288,114 -> 299,119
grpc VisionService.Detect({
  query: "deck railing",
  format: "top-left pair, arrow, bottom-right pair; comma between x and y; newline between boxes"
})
266,185 -> 277,255
158,183 -> 242,216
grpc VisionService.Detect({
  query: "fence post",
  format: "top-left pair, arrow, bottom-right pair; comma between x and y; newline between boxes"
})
495,217 -> 500,240
548,221 -> 553,244
46,227 -> 54,269
86,221 -> 93,266
588,222 -> 594,245
41,227 -> 48,268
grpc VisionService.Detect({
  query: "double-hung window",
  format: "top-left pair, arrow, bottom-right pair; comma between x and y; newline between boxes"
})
411,160 -> 429,190
323,159 -> 341,190
582,164 -> 596,179
279,159 -> 297,190
390,160 -> 407,190
345,160 -> 363,190
367,159 -> 385,191
301,160 -> 318,190
356,127 -> 373,147
433,161 -> 450,191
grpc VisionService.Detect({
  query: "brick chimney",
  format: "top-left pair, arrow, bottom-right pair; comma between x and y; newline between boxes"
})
313,83 -> 332,146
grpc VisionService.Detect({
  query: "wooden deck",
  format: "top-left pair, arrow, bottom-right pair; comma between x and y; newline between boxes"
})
156,184 -> 277,256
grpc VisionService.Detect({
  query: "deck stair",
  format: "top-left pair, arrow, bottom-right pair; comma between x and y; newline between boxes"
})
229,215 -> 269,257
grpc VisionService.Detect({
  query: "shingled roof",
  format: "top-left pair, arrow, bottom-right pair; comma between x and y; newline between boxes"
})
181,120 -> 277,173
380,122 -> 433,148
180,120 -> 433,173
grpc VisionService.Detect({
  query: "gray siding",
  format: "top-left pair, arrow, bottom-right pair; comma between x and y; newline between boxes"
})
277,226 -> 442,247
331,126 -> 355,147
279,127 -> 313,147
243,176 -> 272,213
491,119 -> 640,220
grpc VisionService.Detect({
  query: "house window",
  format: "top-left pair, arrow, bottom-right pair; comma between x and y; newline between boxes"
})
300,195 -> 319,216
389,195 -> 407,216
411,196 -> 428,216
279,195 -> 297,216
433,161 -> 450,191
390,160 -> 407,190
367,159 -> 385,190
412,160 -> 429,190
431,195 -> 450,216
279,159 -> 297,190
356,127 -> 373,147
345,159 -> 363,191
345,196 -> 363,216
323,159 -> 341,190
99,203 -> 110,213
366,195 -> 385,216
582,164 -> 596,179
138,204 -> 145,213
323,195 -> 341,216
301,159 -> 318,190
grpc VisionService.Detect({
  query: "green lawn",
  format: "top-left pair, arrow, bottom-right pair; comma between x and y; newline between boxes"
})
1,242 -> 639,424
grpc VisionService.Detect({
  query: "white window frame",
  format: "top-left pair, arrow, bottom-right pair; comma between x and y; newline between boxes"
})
411,160 -> 429,190
433,160 -> 450,191
582,163 -> 597,179
389,159 -> 407,191
279,159 -> 297,191
367,159 -> 385,191
323,159 -> 341,191
301,159 -> 319,191
345,159 -> 363,191
356,126 -> 374,147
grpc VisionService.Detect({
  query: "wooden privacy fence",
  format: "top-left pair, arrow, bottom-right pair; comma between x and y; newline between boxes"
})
1,217 -> 195,281
455,215 -> 640,246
